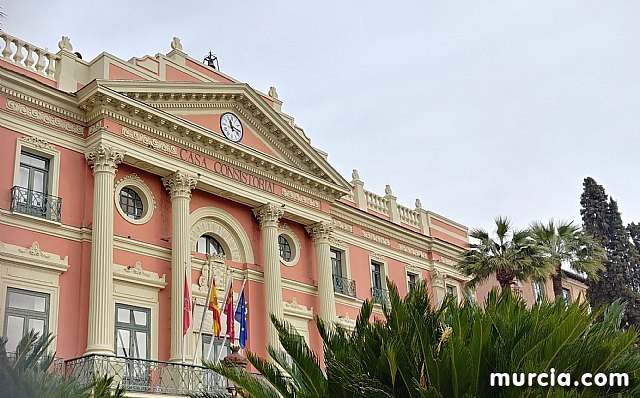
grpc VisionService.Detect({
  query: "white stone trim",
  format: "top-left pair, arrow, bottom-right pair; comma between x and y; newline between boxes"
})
114,173 -> 156,225
328,237 -> 352,280
282,297 -> 312,345
112,262 -> 166,360
189,207 -> 254,264
13,135 -> 61,199
278,224 -> 301,267
0,241 -> 69,351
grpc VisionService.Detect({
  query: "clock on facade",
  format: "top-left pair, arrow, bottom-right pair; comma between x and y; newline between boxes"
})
220,112 -> 243,142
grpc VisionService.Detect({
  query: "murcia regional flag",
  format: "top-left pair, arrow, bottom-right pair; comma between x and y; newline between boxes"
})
208,275 -> 222,338
183,271 -> 192,335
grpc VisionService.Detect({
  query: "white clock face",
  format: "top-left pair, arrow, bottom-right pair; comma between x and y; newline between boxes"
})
220,112 -> 243,142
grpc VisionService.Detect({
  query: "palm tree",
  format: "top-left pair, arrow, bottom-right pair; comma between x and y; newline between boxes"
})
205,280 -> 640,397
530,219 -> 606,299
0,331 -> 125,398
459,216 -> 555,291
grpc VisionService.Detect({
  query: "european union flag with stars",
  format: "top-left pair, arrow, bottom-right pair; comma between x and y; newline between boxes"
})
234,289 -> 248,348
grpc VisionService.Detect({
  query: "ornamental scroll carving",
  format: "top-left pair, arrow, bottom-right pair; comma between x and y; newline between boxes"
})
85,143 -> 124,174
162,171 -> 197,199
17,242 -> 50,259
253,203 -> 284,228
6,99 -> 83,135
18,136 -> 55,151
305,222 -> 333,245
198,254 -> 228,292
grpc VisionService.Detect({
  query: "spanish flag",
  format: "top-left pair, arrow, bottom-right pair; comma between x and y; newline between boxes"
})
208,275 -> 221,338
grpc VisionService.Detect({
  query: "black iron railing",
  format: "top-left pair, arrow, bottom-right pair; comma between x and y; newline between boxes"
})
332,274 -> 357,297
64,354 -> 226,396
371,287 -> 390,306
10,186 -> 62,222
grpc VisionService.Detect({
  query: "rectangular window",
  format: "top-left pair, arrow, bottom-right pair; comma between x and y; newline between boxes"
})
534,281 -> 545,302
371,262 -> 383,290
331,248 -> 356,297
446,284 -> 458,299
330,249 -> 343,278
3,288 -> 50,353
562,288 -> 571,305
15,152 -> 50,219
115,304 -> 151,392
202,334 -> 231,362
407,273 -> 418,292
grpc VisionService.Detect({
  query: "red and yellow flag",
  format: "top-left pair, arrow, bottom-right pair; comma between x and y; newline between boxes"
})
208,275 -> 221,338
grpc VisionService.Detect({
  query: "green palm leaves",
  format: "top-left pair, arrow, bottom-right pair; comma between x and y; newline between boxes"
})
207,281 -> 640,397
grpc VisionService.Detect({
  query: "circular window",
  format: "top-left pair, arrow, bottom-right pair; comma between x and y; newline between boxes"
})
119,187 -> 144,220
278,235 -> 292,261
196,235 -> 225,255
114,174 -> 156,225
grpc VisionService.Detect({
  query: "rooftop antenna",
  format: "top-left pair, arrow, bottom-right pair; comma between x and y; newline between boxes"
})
203,51 -> 219,71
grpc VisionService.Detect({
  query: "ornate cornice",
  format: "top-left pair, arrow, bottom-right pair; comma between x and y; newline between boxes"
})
6,98 -> 83,135
113,262 -> 166,289
253,203 -> 284,228
85,143 -> 124,174
305,221 -> 333,245
162,170 -> 198,200
18,135 -> 55,151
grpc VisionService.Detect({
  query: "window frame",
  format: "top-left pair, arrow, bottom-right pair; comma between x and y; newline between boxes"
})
534,281 -> 546,302
114,174 -> 156,225
201,334 -> 231,363
196,235 -> 226,256
277,225 -> 301,267
407,272 -> 419,293
562,287 -> 572,305
114,303 -> 151,360
3,288 -> 50,353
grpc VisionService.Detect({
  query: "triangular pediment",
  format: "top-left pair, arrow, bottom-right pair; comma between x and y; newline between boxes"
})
77,80 -> 351,196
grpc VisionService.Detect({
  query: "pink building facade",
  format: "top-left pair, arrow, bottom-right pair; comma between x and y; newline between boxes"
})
1,32 -> 573,394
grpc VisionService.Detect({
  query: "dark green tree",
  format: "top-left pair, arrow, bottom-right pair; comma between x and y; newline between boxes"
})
580,177 -> 640,328
628,222 -> 640,254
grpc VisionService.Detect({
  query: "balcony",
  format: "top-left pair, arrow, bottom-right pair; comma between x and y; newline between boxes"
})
371,287 -> 390,306
64,354 -> 226,396
332,274 -> 357,297
10,186 -> 62,222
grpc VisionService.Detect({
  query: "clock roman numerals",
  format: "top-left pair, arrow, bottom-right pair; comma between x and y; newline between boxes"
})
220,112 -> 243,142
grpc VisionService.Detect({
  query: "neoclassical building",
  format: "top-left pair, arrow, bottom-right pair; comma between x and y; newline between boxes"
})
0,33 -> 583,394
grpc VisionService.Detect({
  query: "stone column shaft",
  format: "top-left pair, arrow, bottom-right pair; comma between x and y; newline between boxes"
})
163,171 -> 198,363
307,222 -> 336,326
253,203 -> 284,353
85,144 -> 124,355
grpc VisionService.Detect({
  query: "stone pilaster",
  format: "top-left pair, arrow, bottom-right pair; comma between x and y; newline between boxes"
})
85,143 -> 124,355
252,203 -> 284,353
306,222 -> 336,326
163,171 -> 198,363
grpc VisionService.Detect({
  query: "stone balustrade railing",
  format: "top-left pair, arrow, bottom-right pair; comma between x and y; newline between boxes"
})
397,204 -> 420,228
365,190 -> 388,215
0,32 -> 59,78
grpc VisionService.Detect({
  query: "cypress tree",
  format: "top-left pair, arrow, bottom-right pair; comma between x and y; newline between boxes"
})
580,177 -> 640,327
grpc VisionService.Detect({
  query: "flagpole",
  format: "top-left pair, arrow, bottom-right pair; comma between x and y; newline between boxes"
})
192,263 -> 217,365
214,276 -> 247,364
205,269 -> 234,361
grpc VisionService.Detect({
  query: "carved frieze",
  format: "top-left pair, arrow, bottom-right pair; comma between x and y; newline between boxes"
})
6,99 -> 83,135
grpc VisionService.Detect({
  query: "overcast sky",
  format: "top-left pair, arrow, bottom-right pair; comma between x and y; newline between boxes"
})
4,1 -> 639,232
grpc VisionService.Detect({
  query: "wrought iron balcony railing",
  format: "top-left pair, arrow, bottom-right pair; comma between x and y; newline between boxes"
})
371,287 -> 390,306
64,354 -> 226,396
10,186 -> 62,222
332,274 -> 357,297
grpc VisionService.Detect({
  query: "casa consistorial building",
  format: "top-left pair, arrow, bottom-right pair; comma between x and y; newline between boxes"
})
0,33 -> 470,394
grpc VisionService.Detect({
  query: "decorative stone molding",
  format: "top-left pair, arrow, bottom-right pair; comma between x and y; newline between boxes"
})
197,254 -> 228,292
162,170 -> 197,200
114,173 -> 156,225
336,313 -> 356,330
17,241 -> 50,258
280,187 -> 320,209
113,262 -> 166,290
171,37 -> 183,52
370,252 -> 385,262
188,207 -> 255,264
282,297 -> 313,319
415,199 -> 423,209
0,241 -> 68,273
361,230 -> 391,246
58,36 -> 73,52
278,224 -> 301,267
6,99 -> 83,135
332,218 -> 353,233
268,86 -> 278,99
253,203 -> 284,229
85,143 -> 124,174
18,136 -> 54,151
397,243 -> 429,259
406,263 -> 419,274
305,221 -> 333,245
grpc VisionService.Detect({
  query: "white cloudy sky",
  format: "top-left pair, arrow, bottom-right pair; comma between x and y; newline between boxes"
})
3,1 -> 639,231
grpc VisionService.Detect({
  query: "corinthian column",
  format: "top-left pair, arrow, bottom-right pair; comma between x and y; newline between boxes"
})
85,143 -> 124,355
163,170 -> 198,363
252,203 -> 284,353
306,222 -> 336,326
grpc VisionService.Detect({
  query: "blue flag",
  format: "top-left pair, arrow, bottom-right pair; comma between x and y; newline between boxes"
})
234,289 -> 248,348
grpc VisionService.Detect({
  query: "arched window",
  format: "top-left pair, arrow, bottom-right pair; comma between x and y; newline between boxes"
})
196,235 -> 225,255
278,235 -> 292,262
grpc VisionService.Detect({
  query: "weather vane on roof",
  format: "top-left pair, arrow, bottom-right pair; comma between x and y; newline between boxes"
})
203,51 -> 219,71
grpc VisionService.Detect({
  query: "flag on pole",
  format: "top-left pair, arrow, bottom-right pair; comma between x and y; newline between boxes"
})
223,291 -> 234,341
209,275 -> 221,338
183,270 -> 192,336
234,288 -> 248,348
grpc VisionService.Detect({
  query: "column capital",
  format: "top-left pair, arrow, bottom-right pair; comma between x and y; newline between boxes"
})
162,171 -> 198,200
252,203 -> 284,228
306,221 -> 334,245
85,143 -> 124,174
